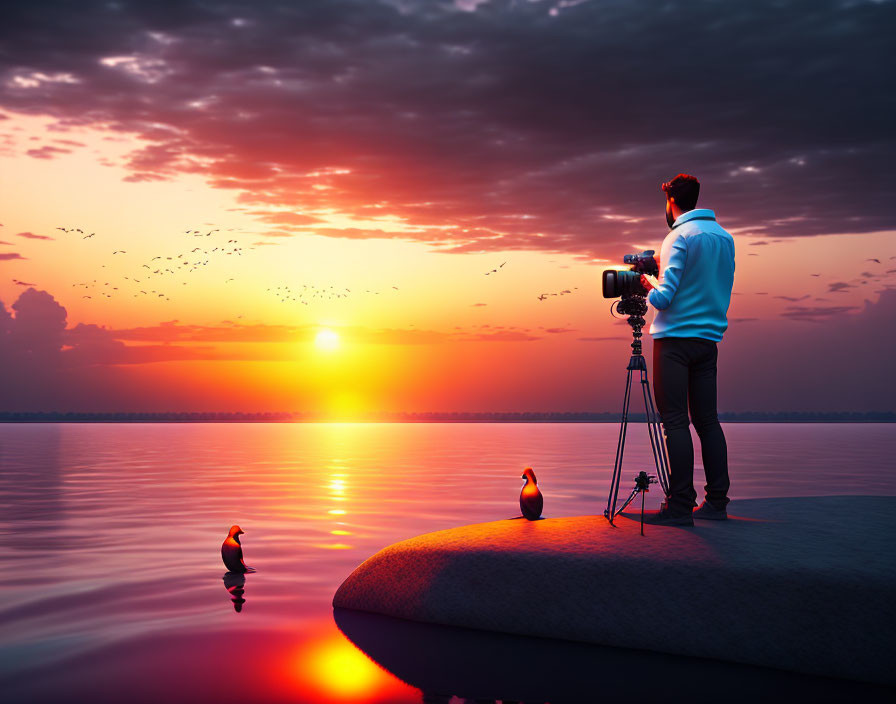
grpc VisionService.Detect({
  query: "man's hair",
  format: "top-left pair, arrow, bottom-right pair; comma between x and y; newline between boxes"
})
661,173 -> 700,211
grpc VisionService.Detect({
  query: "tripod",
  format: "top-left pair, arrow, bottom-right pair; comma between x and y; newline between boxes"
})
604,304 -> 671,525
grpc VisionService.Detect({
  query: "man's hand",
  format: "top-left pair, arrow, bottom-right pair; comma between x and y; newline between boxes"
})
641,274 -> 659,291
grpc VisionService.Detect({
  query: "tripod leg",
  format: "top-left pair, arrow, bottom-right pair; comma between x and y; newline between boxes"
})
606,368 -> 634,523
641,371 -> 671,496
641,489 -> 646,536
615,485 -> 640,516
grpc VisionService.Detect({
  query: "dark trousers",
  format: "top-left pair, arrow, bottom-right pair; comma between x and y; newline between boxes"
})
653,336 -> 730,515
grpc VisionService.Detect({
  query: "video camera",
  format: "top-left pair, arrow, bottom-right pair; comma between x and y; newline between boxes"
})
601,250 -> 659,299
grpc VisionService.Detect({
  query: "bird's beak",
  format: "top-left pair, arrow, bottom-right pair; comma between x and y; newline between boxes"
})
238,530 -> 245,535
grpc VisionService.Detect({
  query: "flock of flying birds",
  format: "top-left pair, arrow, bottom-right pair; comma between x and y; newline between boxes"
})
24,227 -> 885,309
63,226 -> 249,302
27,225 -> 576,307
42,226 -> 529,307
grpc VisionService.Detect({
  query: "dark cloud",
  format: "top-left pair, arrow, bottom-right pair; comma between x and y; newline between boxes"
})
0,289 -> 223,410
0,289 -> 211,370
1,0 -> 893,260
0,252 -> 27,260
25,145 -> 71,159
773,294 -> 810,302
717,289 -> 896,412
62,322 -> 215,365
1,283 -> 893,411
778,304 -> 859,322
828,281 -> 853,293
16,231 -> 54,240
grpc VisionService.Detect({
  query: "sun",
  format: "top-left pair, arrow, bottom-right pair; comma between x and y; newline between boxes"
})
314,328 -> 341,352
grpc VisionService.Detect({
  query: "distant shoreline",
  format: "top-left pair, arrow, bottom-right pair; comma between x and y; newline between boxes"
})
0,412 -> 892,423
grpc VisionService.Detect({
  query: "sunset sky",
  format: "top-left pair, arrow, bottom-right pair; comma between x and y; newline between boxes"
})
1,0 -> 894,414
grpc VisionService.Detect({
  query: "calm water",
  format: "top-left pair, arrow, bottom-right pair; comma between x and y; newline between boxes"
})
1,422 -> 894,703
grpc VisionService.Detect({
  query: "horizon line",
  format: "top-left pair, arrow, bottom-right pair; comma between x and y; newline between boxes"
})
0,410 -> 893,423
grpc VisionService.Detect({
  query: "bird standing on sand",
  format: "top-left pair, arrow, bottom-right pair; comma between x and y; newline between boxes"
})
520,467 -> 543,520
222,525 -> 255,573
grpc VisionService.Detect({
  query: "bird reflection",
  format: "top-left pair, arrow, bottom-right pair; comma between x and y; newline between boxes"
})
222,572 -> 247,613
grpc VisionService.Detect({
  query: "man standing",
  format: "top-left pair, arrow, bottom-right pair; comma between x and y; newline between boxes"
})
639,174 -> 735,526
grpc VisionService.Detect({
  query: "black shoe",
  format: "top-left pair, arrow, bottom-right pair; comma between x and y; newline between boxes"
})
693,500 -> 728,520
626,508 -> 694,527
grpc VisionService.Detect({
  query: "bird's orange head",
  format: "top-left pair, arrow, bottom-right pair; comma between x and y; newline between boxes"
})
228,525 -> 245,538
521,467 -> 537,484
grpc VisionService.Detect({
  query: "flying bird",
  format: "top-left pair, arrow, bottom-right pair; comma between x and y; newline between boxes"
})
866,258 -> 881,264
222,525 -> 255,573
520,467 -> 544,520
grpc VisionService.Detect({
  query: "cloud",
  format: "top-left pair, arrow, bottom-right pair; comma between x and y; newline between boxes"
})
719,289 -> 896,412
62,323 -> 216,365
24,145 -> 71,159
1,283 -> 893,411
0,288 -> 232,410
778,304 -> 859,322
828,282 -> 854,293
106,319 -> 541,345
456,330 -> 541,342
16,231 -> 54,240
0,252 -> 26,260
0,0 -> 893,261
773,294 -> 810,302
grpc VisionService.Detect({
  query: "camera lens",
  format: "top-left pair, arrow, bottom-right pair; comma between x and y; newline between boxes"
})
602,270 -> 619,298
603,269 -> 643,298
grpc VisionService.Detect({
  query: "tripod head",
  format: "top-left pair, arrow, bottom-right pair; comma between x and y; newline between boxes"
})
634,471 -> 657,492
612,294 -> 649,357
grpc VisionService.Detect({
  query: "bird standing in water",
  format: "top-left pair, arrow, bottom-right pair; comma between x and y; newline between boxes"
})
222,525 -> 255,573
520,467 -> 544,520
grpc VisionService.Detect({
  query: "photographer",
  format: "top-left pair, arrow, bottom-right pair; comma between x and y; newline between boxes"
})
639,174 -> 735,526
